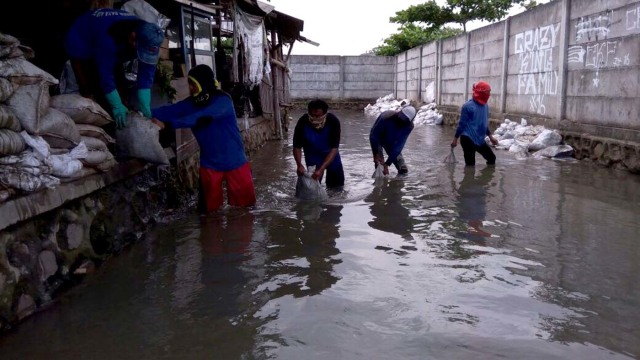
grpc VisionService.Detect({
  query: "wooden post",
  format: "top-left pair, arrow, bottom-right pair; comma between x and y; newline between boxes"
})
271,30 -> 282,139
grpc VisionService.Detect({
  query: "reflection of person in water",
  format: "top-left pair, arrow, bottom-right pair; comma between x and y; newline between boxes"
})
198,211 -> 256,318
266,203 -> 342,297
456,166 -> 495,237
365,180 -> 413,239
199,211 -> 255,260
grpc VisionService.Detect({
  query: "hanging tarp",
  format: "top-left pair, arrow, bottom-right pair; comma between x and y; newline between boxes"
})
234,5 -> 267,88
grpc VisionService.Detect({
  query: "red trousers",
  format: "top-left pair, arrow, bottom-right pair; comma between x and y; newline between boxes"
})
199,162 -> 256,213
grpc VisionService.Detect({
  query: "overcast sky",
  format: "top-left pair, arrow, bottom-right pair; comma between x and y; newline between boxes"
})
266,0 -> 548,56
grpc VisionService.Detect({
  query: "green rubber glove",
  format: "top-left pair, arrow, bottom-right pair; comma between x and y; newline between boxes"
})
137,88 -> 152,118
104,90 -> 128,128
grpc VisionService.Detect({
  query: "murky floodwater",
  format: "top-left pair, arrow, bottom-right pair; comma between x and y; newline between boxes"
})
1,110 -> 639,359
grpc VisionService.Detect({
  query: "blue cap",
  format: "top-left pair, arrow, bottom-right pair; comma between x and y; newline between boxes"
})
137,22 -> 164,64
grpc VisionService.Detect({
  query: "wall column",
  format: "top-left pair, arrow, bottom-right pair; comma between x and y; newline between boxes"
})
464,33 -> 471,100
339,56 -> 345,100
557,0 -> 571,121
500,18 -> 510,113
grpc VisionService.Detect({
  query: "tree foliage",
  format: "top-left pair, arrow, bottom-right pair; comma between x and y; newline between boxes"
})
391,0 -> 528,32
370,0 -> 540,56
371,24 -> 462,56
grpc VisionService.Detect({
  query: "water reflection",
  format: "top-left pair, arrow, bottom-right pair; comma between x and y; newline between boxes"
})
1,110 -> 639,359
455,166 -> 495,240
365,179 -> 413,240
264,203 -> 342,298
199,211 -> 254,259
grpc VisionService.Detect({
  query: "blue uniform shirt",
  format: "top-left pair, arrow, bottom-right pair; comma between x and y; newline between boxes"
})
152,93 -> 248,171
64,8 -> 156,94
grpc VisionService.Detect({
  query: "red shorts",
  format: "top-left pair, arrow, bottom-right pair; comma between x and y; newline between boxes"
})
199,162 -> 256,212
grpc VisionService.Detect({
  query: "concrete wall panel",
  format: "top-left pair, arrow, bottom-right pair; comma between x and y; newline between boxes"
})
290,81 -> 340,91
566,97 -> 639,129
290,55 -> 395,100
566,67 -> 640,98
290,64 -> 341,73
509,1 -> 563,35
345,73 -> 395,82
290,72 -> 340,82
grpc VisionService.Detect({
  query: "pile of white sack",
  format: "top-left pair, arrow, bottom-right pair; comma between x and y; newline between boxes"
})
491,118 -> 574,160
0,33 -> 117,202
364,94 -> 443,126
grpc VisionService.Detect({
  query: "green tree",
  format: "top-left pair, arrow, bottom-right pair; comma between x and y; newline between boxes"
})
391,0 -> 528,32
372,24 -> 461,56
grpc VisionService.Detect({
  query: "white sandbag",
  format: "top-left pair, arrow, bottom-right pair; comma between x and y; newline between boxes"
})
0,167 -> 60,192
295,165 -> 328,201
0,188 -> 13,203
39,108 -> 82,149
6,82 -> 50,134
442,148 -> 457,165
372,163 -> 385,178
47,142 -> 87,178
20,131 -> 50,160
94,153 -> 118,172
115,112 -> 169,165
0,33 -> 19,48
77,124 -> 115,144
0,78 -> 15,102
121,0 -> 171,29
50,94 -> 113,126
0,105 -> 21,131
0,149 -> 45,168
81,136 -> 108,151
372,162 -> 385,187
82,149 -> 110,166
528,129 -> 562,152
0,33 -> 19,58
532,145 -> 574,158
0,129 -> 26,156
0,57 -> 58,85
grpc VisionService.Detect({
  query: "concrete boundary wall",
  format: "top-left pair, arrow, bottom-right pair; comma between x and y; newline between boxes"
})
396,0 -> 640,146
289,55 -> 395,101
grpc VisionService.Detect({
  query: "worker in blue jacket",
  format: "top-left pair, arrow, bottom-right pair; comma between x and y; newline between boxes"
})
64,8 -> 164,128
451,81 -> 499,166
293,99 -> 345,189
369,105 -> 417,176
151,64 -> 256,213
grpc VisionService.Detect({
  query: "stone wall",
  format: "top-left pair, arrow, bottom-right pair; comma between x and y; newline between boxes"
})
0,117 -> 272,333
0,161 -> 196,332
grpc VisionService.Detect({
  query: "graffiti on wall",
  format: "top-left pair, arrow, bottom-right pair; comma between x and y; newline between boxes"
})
575,10 -> 613,42
627,6 -> 640,31
514,24 -> 560,115
569,8 -> 634,88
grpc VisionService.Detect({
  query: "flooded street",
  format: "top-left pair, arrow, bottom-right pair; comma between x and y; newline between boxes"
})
1,109 -> 639,359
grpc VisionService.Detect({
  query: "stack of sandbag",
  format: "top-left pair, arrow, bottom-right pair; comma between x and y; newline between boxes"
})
0,33 -> 89,200
1,34 -> 83,153
50,93 -> 118,172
